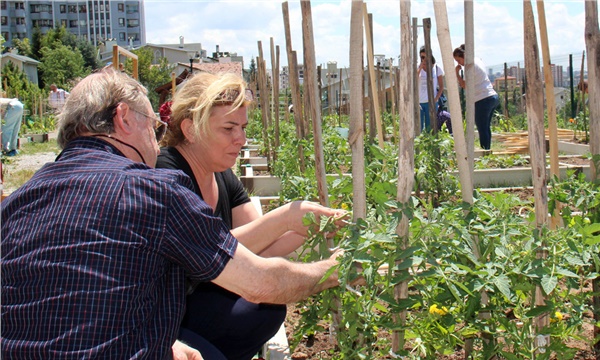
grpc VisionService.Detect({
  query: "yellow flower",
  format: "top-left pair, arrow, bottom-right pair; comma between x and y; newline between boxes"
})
429,304 -> 448,316
341,203 -> 349,210
551,311 -> 563,323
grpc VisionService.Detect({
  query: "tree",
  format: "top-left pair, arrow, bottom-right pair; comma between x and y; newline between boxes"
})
1,61 -> 43,114
126,47 -> 174,109
39,44 -> 87,90
10,38 -> 33,57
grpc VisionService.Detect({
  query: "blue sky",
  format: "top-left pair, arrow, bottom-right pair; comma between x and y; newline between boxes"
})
144,0 -> 591,72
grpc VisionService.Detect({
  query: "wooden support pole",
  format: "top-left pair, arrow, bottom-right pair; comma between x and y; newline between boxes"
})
524,1 -> 550,349
300,0 -> 329,207
349,0 -> 366,220
112,45 -> 138,80
536,0 -> 561,230
362,3 -> 384,148
423,19 -> 437,132
274,45 -> 281,154
434,1 -> 473,202
584,1 -> 600,353
412,18 -> 420,135
392,0 -> 414,353
282,1 -> 304,139
464,1 -> 475,177
585,0 -> 599,181
504,62 -> 509,118
171,72 -> 176,98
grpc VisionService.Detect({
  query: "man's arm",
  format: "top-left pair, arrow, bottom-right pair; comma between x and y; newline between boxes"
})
212,242 -> 341,305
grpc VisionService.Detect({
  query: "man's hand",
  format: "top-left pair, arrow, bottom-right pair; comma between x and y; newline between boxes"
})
172,340 -> 203,360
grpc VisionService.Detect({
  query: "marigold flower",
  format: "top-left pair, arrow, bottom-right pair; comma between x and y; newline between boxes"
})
429,304 -> 448,316
569,118 -> 575,123
551,311 -> 563,323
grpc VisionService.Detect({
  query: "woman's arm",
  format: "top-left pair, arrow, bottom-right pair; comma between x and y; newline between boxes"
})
455,65 -> 466,89
230,201 -> 346,257
435,74 -> 444,102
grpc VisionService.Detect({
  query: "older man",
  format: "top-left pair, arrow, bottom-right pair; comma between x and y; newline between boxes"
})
48,84 -> 69,112
1,68 -> 344,359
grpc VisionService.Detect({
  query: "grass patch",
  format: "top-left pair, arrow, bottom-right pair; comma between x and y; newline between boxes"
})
18,139 -> 60,155
3,168 -> 38,192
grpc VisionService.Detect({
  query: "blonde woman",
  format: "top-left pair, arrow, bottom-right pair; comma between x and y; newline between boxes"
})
156,72 -> 346,360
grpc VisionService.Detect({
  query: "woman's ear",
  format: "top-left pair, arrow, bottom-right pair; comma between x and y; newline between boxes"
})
180,118 -> 196,143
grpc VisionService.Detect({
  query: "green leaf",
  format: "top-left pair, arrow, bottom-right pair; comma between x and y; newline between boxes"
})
541,274 -> 558,295
493,274 -> 512,299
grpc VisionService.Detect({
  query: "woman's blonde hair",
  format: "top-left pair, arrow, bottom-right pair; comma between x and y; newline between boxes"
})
162,72 -> 251,146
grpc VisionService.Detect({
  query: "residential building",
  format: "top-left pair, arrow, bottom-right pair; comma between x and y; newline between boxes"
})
1,0 -> 145,49
494,76 -> 518,92
0,51 -> 40,84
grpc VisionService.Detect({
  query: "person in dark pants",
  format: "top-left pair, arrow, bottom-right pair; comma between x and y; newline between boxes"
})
156,71 -> 347,360
453,44 -> 499,150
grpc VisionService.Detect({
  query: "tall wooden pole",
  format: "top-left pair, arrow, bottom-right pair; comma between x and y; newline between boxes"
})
524,1 -> 550,350
433,1 -> 472,201
300,0 -> 329,207
464,1 -> 475,177
584,1 -> 600,353
393,0 -> 414,353
536,0 -> 560,230
412,17 -> 420,135
282,2 -> 305,139
349,0 -> 366,220
423,18 -> 437,132
275,45 -> 281,153
363,3 -> 384,147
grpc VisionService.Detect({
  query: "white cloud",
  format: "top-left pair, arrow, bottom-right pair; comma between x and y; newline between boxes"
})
144,0 -> 588,70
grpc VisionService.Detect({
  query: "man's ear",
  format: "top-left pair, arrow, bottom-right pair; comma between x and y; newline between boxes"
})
113,102 -> 136,136
180,118 -> 196,143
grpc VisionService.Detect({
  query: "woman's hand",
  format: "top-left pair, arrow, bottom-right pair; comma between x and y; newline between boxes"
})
286,201 -> 348,236
172,340 -> 203,360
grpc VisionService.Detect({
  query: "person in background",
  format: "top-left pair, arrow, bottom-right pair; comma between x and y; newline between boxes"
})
0,96 -> 24,156
453,44 -> 499,150
156,71 -> 346,360
2,68 -> 346,360
417,46 -> 445,132
48,84 -> 69,112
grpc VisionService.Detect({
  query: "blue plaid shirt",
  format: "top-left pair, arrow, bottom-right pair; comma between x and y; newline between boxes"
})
1,137 -> 238,359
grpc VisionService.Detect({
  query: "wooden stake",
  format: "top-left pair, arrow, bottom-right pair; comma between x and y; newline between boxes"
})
301,0 -> 329,207
536,0 -> 561,230
524,1 -> 550,349
393,0 -> 414,353
362,4 -> 384,148
270,38 -> 281,158
584,1 -> 600,354
349,0 -> 366,220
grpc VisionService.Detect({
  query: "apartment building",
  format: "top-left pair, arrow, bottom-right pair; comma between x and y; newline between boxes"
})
1,0 -> 145,49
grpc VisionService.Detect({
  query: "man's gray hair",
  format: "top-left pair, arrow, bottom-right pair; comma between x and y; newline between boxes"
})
56,68 -> 149,149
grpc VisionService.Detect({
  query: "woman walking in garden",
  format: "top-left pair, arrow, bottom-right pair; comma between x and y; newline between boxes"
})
155,71 -> 347,360
453,44 -> 499,150
417,46 -> 445,132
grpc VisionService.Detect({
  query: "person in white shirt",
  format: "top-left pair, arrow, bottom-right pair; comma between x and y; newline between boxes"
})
453,44 -> 499,150
0,96 -> 24,156
417,46 -> 445,132
48,84 -> 69,112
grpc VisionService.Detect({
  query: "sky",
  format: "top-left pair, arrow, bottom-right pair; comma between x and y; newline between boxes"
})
144,0 -> 592,73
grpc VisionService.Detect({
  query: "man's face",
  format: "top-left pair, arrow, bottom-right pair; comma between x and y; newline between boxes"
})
129,101 -> 161,167
50,85 -> 57,92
